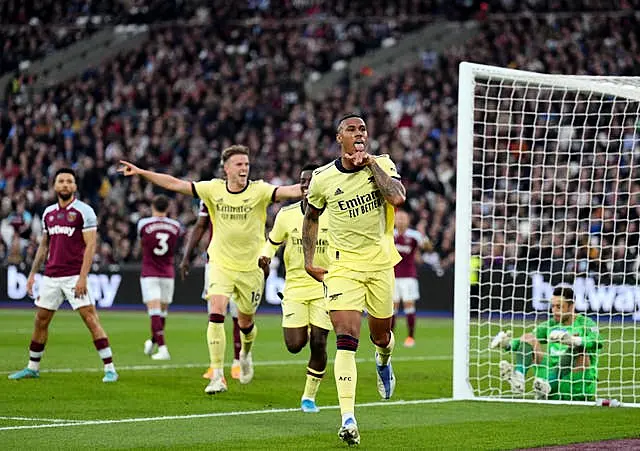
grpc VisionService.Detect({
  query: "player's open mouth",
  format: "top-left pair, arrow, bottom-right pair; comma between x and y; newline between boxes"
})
354,141 -> 365,151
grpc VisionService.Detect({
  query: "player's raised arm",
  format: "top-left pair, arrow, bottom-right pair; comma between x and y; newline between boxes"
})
272,184 -> 303,202
26,233 -> 49,297
364,158 -> 406,207
118,160 -> 193,196
179,214 -> 209,280
302,204 -> 327,282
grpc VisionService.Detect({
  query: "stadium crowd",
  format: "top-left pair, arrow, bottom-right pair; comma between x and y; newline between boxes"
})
1,4 -> 639,284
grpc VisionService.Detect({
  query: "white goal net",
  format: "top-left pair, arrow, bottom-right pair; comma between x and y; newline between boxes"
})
454,62 -> 640,406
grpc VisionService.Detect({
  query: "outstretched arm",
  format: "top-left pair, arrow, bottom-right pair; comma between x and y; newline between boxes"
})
118,161 -> 193,196
302,204 -> 327,282
273,184 -> 303,202
179,215 -> 209,280
367,159 -> 406,207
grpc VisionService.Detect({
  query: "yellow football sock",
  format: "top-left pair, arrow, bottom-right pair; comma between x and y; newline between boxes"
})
375,331 -> 395,366
334,350 -> 357,416
302,367 -> 325,401
240,324 -> 257,355
206,321 -> 226,371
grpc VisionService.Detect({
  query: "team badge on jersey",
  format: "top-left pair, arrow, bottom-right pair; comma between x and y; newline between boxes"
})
67,211 -> 77,222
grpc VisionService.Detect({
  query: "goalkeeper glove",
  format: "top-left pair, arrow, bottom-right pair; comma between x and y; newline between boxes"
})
548,330 -> 583,347
490,330 -> 512,350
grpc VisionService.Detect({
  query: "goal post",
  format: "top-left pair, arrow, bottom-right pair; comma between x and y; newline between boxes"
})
454,62 -> 640,406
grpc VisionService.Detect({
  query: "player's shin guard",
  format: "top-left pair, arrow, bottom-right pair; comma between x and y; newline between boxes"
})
303,367 -> 325,402
207,314 -> 226,375
335,335 -> 358,418
515,342 -> 534,376
239,323 -> 257,355
373,331 -> 395,366
149,308 -> 165,346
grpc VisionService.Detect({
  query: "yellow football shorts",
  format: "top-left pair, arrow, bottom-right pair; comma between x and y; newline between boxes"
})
207,263 -> 264,315
281,295 -> 332,330
323,265 -> 394,319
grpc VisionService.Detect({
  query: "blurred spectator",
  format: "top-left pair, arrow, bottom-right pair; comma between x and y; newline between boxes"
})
2,7 -> 640,285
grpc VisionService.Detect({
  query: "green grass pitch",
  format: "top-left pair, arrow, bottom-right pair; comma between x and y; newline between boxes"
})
1,308 -> 640,450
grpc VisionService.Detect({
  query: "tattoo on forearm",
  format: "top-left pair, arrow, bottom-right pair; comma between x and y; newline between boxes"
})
30,240 -> 48,276
369,162 -> 405,203
302,210 -> 319,266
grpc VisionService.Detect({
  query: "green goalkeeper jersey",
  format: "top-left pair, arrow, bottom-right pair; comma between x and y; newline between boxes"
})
533,314 -> 603,379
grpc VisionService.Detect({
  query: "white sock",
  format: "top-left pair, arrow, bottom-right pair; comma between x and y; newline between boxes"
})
157,345 -> 168,353
104,363 -> 115,373
27,361 -> 40,371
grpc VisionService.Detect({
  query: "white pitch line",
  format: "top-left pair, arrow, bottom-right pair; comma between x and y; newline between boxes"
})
602,383 -> 640,391
0,416 -> 85,423
0,355 -> 451,375
0,398 -> 454,432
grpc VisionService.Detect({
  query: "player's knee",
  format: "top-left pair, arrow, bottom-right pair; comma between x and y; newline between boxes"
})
404,304 -> 416,314
285,340 -> 305,354
284,328 -> 308,353
34,312 -> 51,330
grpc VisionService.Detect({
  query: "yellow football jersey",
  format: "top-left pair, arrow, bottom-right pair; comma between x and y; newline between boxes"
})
306,155 -> 402,271
193,179 -> 275,272
263,201 -> 329,300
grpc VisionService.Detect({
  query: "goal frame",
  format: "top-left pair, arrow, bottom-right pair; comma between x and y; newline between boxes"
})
453,62 -> 640,406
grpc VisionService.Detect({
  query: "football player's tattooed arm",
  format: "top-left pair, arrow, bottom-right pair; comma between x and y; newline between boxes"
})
29,233 -> 49,278
302,204 -> 327,282
367,160 -> 406,207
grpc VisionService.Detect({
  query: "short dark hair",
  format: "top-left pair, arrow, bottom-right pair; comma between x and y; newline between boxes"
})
221,145 -> 250,164
152,194 -> 170,213
553,285 -> 574,302
336,113 -> 365,133
301,163 -> 320,173
54,167 -> 76,183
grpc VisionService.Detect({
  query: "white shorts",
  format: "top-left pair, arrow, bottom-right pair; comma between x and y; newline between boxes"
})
35,275 -> 94,311
393,277 -> 420,303
140,277 -> 175,304
202,264 -> 238,317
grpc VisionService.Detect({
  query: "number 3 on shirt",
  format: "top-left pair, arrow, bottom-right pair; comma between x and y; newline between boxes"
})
154,232 -> 170,256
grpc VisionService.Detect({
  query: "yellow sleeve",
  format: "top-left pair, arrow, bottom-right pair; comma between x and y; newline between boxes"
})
260,180 -> 278,205
262,209 -> 287,258
374,155 -> 400,179
192,180 -> 216,200
306,175 -> 325,211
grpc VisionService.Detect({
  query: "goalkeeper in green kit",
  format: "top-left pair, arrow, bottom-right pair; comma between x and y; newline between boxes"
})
490,286 -> 603,401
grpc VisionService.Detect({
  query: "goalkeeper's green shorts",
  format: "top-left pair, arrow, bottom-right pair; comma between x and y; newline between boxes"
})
533,363 -> 597,401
